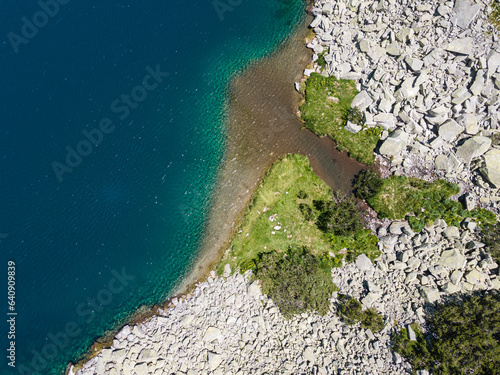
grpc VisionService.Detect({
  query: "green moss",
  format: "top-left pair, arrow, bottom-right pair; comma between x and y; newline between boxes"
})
316,51 -> 327,69
299,73 -> 381,165
480,221 -> 500,264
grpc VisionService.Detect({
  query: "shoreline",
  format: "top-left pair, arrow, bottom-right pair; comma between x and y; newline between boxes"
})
68,7 -> 364,373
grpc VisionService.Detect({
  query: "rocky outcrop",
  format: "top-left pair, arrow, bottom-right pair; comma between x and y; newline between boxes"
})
305,0 -> 500,213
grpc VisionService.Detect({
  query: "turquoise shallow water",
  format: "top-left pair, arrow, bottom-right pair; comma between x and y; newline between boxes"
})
0,0 -> 306,374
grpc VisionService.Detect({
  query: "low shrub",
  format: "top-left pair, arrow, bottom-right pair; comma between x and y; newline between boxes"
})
353,169 -> 384,201
393,292 -> 500,374
254,246 -> 335,318
480,221 -> 500,264
315,191 -> 364,236
336,295 -> 385,332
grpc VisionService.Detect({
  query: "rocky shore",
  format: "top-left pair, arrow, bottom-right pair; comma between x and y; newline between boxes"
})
305,0 -> 500,213
72,219 -> 499,375
71,0 -> 500,374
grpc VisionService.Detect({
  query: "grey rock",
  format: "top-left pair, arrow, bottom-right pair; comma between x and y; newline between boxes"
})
223,263 -> 232,278
247,281 -> 261,297
208,351 -> 223,371
455,136 -> 492,164
322,3 -> 333,15
389,221 -> 411,235
470,71 -> 486,96
379,129 -> 409,156
480,149 -> 500,187
420,287 -> 441,303
310,15 -> 323,28
444,226 -> 460,239
345,121 -> 363,134
438,249 -> 466,270
459,114 -> 479,135
487,51 -> 500,78
453,0 -> 481,29
356,254 -> 374,272
407,325 -> 417,341
466,269 -> 488,284
351,90 -> 373,111
441,281 -> 462,293
450,270 -> 464,285
361,292 -> 380,307
438,119 -> 464,142
373,113 -> 396,129
203,327 -> 222,343
386,42 -> 403,56
405,56 -> 424,72
444,38 -> 473,55
435,153 -> 461,173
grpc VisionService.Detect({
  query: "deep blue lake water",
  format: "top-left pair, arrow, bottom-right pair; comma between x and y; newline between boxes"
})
0,1 -> 306,374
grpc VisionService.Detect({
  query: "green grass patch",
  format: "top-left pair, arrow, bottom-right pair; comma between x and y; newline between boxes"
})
355,173 -> 497,232
218,154 -> 335,274
299,73 -> 381,165
393,293 -> 500,374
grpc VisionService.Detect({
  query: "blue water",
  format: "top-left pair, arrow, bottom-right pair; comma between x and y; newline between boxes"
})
0,1 -> 306,374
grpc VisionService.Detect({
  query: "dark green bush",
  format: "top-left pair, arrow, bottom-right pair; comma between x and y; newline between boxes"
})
480,221 -> 500,264
336,294 -> 385,333
353,169 -> 384,201
393,292 -> 500,374
392,323 -> 433,372
316,51 -> 327,69
316,192 -> 364,236
254,246 -> 335,318
344,107 -> 365,126
297,190 -> 309,199
299,203 -> 315,221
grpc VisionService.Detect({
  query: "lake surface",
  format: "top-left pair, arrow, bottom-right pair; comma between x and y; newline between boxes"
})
0,1 -> 306,373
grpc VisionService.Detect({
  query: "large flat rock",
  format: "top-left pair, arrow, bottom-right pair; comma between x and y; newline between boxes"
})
453,0 -> 481,29
455,136 -> 491,164
444,38 -> 473,55
480,149 -> 500,187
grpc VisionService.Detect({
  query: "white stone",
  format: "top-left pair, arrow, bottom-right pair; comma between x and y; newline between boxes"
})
444,38 -> 473,55
480,149 -> 500,187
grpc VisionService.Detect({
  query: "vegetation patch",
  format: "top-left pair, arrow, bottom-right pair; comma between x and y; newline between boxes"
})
219,154 -> 381,274
354,172 -> 497,232
480,221 -> 500,264
254,246 -> 335,318
489,0 -> 500,31
393,292 -> 500,374
299,73 -> 381,165
336,294 -> 385,333
218,154 -> 335,274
